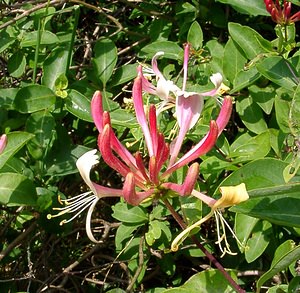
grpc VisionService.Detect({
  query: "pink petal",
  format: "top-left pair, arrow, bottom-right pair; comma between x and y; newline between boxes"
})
91,91 -> 104,133
123,172 -> 155,206
163,120 -> 218,177
133,74 -> 154,157
0,134 -> 7,154
216,96 -> 232,136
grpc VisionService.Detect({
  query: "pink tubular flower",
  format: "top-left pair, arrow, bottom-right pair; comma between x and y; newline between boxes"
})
90,70 -> 232,206
141,44 -> 223,167
0,134 -> 7,154
264,0 -> 300,24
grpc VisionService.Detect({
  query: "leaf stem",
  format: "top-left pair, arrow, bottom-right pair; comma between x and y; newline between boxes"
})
163,198 -> 245,293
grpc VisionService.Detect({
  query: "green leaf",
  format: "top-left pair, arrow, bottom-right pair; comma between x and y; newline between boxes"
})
161,269 -> 237,293
231,182 -> 300,228
249,85 -> 275,114
92,38 -> 117,87
229,131 -> 270,162
112,202 -> 148,224
20,30 -> 60,47
109,63 -> 138,87
235,213 -> 259,252
7,51 -> 26,78
0,29 -> 16,53
139,41 -> 183,60
45,144 -> 90,177
275,89 -> 291,133
65,89 -> 92,122
0,88 -> 18,109
115,223 -> 141,251
232,66 -> 261,93
271,240 -> 296,268
216,0 -> 269,16
289,83 -> 300,137
257,245 -> 300,292
228,22 -> 272,60
256,57 -> 299,90
223,38 -> 247,84
0,173 -> 37,206
245,220 -> 272,263
187,21 -> 203,50
42,47 -> 69,90
0,132 -> 34,169
14,85 -> 56,113
236,96 -> 268,134
25,111 -> 56,160
110,109 -> 137,128
220,158 -> 287,190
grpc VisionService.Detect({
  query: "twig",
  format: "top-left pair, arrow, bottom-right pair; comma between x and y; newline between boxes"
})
69,0 -> 123,36
0,221 -> 37,262
0,0 -> 67,30
163,199 -> 246,293
126,235 -> 145,292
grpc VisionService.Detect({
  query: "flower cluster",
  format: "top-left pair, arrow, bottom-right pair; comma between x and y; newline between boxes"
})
49,44 -> 248,247
264,0 -> 300,24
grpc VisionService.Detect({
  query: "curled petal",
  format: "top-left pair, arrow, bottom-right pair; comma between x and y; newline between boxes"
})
0,134 -> 7,154
213,183 -> 249,210
76,149 -> 100,196
139,66 -> 157,95
85,197 -> 101,243
123,173 -> 155,206
200,72 -> 223,97
151,51 -> 165,79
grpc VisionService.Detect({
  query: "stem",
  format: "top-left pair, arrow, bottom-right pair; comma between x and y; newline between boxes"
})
163,198 -> 245,293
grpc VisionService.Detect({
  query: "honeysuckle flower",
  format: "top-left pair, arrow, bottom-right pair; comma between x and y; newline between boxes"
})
171,183 -> 249,255
141,44 -> 223,167
91,72 -> 232,207
264,0 -> 300,24
49,54 -> 232,243
0,134 -> 7,154
48,149 -> 122,243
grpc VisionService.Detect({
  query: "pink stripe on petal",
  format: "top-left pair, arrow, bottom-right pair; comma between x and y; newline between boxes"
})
133,74 -> 154,157
182,43 -> 190,91
149,105 -> 158,156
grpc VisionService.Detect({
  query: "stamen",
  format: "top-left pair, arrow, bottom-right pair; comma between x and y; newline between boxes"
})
214,210 -> 244,257
47,191 -> 97,225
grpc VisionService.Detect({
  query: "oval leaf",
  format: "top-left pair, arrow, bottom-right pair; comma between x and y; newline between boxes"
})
0,173 -> 37,206
0,132 -> 34,169
139,41 -> 183,60
92,38 -> 117,87
65,89 -> 92,122
14,85 -> 56,113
